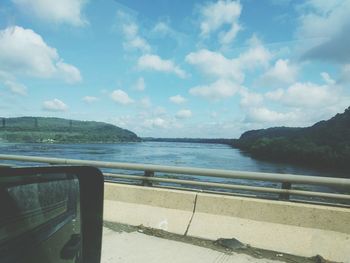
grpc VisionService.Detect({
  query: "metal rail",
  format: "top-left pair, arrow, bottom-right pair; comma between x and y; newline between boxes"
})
0,154 -> 349,202
104,173 -> 350,200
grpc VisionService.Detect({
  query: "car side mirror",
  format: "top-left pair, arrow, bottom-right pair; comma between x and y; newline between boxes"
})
0,166 -> 104,263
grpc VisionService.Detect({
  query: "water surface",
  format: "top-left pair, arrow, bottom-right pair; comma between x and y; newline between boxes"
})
0,141 -> 348,198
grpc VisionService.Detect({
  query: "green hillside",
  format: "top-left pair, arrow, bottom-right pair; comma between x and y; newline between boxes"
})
232,107 -> 350,170
0,117 -> 140,143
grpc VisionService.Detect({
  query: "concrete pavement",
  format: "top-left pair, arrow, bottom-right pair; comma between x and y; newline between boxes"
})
101,227 -> 285,263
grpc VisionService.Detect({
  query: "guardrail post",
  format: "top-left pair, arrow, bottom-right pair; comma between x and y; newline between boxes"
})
279,182 -> 291,200
143,170 -> 154,187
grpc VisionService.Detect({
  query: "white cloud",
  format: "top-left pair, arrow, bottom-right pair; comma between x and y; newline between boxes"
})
152,21 -> 172,35
138,54 -> 187,78
140,97 -> 152,108
210,112 -> 218,118
338,64 -> 350,84
284,82 -> 338,108
176,109 -> 192,119
3,80 -> 27,96
151,21 -> 178,39
122,23 -> 151,53
82,96 -> 98,103
111,115 -> 133,128
240,89 -> 263,107
266,82 -> 340,108
297,1 -> 349,39
321,72 -> 335,85
134,77 -> 145,91
143,117 -> 168,129
0,26 -> 57,77
189,79 -> 239,100
169,95 -> 186,104
186,37 -> 271,83
107,105 -> 188,135
265,88 -> 284,101
244,103 -> 350,128
297,0 -> 350,63
245,107 -> 298,124
259,59 -> 298,87
12,0 -> 88,26
0,70 -> 13,82
237,35 -> 271,70
110,89 -> 134,105
43,98 -> 68,112
56,61 -> 82,84
199,0 -> 242,45
153,106 -> 167,116
186,49 -> 243,82
244,72 -> 349,127
220,23 -> 241,46
0,26 -> 81,83
151,21 -> 185,45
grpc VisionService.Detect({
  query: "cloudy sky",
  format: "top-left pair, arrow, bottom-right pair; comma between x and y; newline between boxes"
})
0,0 -> 349,138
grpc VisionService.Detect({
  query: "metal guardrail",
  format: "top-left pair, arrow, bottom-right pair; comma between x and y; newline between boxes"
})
0,154 -> 349,203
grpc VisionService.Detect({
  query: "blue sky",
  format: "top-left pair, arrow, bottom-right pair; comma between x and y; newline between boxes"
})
0,0 -> 349,138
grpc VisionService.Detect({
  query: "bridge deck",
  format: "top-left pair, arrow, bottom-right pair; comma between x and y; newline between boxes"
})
101,226 -> 287,263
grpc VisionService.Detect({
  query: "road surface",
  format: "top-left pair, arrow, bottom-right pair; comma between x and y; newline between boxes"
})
101,226 -> 286,263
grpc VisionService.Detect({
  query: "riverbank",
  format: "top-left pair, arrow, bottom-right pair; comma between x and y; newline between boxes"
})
231,107 -> 350,173
0,117 -> 140,143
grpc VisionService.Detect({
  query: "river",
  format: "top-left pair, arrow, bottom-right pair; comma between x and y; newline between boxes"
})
0,141 -> 348,199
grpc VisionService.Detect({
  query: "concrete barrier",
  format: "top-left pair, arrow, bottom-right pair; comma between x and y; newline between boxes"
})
103,183 -> 350,263
188,192 -> 350,262
104,183 -> 196,235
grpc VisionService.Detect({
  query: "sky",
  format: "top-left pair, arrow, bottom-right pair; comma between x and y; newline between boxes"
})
0,0 -> 349,138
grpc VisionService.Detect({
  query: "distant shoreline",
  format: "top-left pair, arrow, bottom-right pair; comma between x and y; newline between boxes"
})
0,116 -> 140,143
142,137 -> 235,145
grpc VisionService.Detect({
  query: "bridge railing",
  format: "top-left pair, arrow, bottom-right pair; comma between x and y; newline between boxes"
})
0,154 -> 349,205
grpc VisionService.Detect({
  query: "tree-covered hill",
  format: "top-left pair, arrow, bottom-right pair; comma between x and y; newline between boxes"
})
232,107 -> 350,170
0,117 -> 140,143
